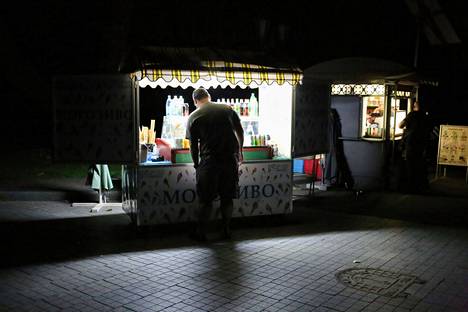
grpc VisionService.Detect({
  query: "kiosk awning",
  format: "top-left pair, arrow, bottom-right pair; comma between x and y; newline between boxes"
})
133,62 -> 302,89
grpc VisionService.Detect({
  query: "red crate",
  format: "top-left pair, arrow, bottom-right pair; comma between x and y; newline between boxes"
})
304,159 -> 322,180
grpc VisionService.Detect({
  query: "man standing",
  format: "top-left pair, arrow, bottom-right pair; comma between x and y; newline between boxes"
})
186,87 -> 244,241
399,101 -> 430,193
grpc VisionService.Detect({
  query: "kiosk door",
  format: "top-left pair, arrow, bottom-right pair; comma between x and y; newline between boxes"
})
53,75 -> 137,164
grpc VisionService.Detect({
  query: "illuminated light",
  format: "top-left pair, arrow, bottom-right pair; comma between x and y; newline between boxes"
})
392,90 -> 413,97
331,84 -> 385,96
354,85 -> 363,94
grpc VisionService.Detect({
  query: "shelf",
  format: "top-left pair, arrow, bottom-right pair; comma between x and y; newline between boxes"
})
240,116 -> 259,121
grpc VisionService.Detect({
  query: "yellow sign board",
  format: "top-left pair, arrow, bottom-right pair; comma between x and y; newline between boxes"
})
437,125 -> 468,167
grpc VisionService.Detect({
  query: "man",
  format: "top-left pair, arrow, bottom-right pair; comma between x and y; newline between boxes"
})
399,101 -> 430,193
186,87 -> 244,241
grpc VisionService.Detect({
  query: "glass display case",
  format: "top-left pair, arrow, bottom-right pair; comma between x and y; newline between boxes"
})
362,96 -> 385,139
161,115 -> 189,148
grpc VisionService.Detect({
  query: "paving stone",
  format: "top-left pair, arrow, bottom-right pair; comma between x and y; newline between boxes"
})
1,207 -> 468,312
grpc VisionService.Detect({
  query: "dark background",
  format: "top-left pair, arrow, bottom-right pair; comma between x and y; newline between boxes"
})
1,0 -> 467,149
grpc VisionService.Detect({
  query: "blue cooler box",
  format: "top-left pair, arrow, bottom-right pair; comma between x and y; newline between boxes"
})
293,159 -> 304,173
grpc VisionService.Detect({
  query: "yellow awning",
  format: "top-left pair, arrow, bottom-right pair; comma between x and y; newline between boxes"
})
132,62 -> 303,89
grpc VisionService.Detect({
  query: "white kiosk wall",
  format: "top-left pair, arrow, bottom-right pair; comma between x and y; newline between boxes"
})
258,84 -> 293,158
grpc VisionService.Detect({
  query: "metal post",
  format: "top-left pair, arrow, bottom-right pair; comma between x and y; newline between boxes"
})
312,157 -> 316,195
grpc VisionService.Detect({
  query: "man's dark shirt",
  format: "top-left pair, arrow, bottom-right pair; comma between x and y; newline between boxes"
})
186,103 -> 242,164
402,111 -> 429,153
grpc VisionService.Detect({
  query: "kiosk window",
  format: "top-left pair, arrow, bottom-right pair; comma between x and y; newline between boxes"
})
362,96 -> 385,139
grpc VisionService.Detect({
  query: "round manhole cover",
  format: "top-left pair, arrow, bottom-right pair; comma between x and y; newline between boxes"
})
336,268 -> 425,298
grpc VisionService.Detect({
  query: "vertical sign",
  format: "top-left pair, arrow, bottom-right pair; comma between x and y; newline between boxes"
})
294,79 -> 330,157
437,125 -> 468,166
53,75 -> 136,163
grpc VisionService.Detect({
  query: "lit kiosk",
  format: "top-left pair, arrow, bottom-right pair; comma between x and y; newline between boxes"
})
53,56 -> 330,226
306,58 -> 419,190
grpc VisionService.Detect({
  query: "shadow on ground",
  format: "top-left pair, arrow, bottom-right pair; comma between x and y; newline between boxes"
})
0,205 -> 405,269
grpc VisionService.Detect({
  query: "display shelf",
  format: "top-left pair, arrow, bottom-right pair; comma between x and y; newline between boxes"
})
239,116 -> 260,121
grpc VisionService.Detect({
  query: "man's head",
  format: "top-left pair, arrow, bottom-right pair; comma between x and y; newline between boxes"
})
413,100 -> 420,111
192,87 -> 210,108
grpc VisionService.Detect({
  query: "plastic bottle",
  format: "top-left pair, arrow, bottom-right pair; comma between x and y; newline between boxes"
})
246,123 -> 255,146
170,96 -> 177,116
178,96 -> 184,116
249,93 -> 258,117
166,95 -> 172,116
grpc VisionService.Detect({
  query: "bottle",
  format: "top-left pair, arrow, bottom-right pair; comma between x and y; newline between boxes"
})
239,101 -> 244,116
166,95 -> 172,116
170,96 -> 177,116
221,98 -> 226,104
249,93 -> 258,117
179,96 -> 185,116
244,101 -> 249,117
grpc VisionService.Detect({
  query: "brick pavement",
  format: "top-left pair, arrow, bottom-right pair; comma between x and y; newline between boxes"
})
1,204 -> 467,312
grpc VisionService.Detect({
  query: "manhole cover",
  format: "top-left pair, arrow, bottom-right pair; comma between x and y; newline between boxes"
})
336,268 -> 425,298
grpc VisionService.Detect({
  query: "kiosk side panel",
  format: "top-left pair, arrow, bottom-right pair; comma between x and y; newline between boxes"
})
293,80 -> 330,157
136,161 -> 292,225
53,74 -> 136,163
331,95 -> 361,139
122,165 -> 138,223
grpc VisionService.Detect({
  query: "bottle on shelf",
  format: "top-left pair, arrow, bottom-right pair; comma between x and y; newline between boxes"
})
179,96 -> 185,116
251,135 -> 257,146
166,95 -> 172,116
244,101 -> 249,117
249,93 -> 258,117
246,123 -> 255,146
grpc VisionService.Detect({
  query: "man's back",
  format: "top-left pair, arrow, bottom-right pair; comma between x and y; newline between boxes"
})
404,111 -> 429,147
187,103 -> 241,160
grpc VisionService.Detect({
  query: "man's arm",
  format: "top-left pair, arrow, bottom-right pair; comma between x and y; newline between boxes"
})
399,118 -> 407,129
399,112 -> 413,129
186,119 -> 199,168
232,112 -> 244,162
189,136 -> 199,168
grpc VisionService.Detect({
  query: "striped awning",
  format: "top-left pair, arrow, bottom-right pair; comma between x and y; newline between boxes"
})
132,61 -> 303,89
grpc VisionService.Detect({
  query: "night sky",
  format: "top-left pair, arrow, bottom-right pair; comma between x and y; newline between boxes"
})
1,0 -> 467,148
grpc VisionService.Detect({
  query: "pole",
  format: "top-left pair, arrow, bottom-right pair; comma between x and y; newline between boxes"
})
413,13 -> 421,68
